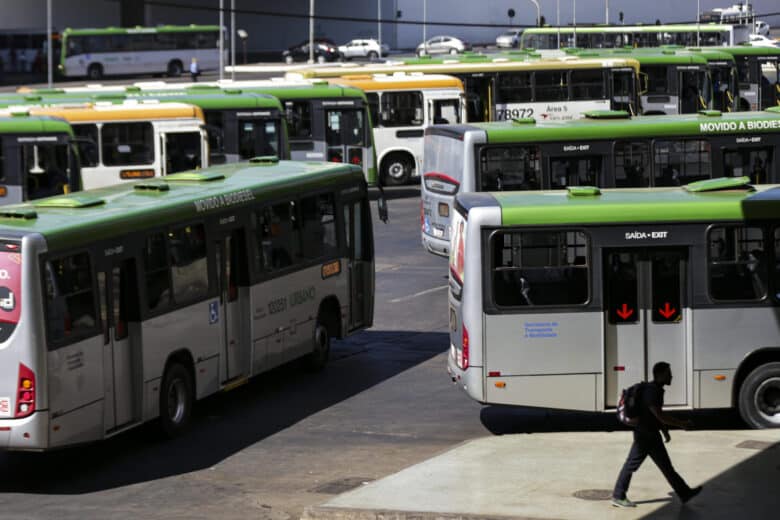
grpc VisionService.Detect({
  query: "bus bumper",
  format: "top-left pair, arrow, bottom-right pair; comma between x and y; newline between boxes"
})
447,348 -> 485,403
422,231 -> 449,258
0,412 -> 48,451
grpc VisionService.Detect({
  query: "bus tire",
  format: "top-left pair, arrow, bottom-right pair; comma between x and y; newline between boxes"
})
167,60 -> 183,77
87,64 -> 103,80
738,362 -> 780,429
381,153 -> 413,186
159,362 -> 194,438
304,320 -> 330,372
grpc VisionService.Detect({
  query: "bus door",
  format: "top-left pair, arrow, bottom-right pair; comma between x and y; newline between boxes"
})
325,107 -> 367,170
757,57 -> 780,110
709,62 -> 737,112
609,67 -> 637,114
160,128 -> 208,175
343,198 -> 370,330
678,67 -> 707,114
604,248 -> 688,408
722,146 -> 774,183
98,258 -> 141,431
215,228 -> 250,383
462,74 -> 493,122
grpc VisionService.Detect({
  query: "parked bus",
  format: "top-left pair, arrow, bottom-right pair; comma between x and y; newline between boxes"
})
296,56 -> 641,123
421,109 -> 780,257
0,114 -> 81,203
574,48 -> 732,114
447,177 -> 780,429
7,88 -> 289,165
1,101 -> 208,190
59,25 -> 223,80
325,73 -> 465,185
519,24 -> 750,50
709,46 -> 780,111
0,158 -> 376,451
16,80 -> 378,185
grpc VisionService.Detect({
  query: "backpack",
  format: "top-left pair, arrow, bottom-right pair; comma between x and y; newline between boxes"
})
617,382 -> 646,426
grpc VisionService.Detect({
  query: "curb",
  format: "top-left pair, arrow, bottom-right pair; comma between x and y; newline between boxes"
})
302,506 -> 555,520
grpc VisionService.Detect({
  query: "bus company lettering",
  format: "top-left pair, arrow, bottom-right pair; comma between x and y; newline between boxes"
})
267,287 -> 316,314
625,230 -> 668,240
194,189 -> 255,213
563,144 -> 590,152
700,120 -> 780,133
524,321 -> 558,339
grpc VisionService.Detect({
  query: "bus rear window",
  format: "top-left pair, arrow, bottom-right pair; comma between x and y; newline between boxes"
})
0,249 -> 22,328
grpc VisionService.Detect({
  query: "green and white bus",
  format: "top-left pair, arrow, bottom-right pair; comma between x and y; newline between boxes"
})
421,109 -> 780,257
59,25 -> 224,80
520,23 -> 750,50
0,158 -> 376,451
296,56 -> 641,123
0,115 -> 81,203
709,46 -> 780,112
447,178 -> 780,429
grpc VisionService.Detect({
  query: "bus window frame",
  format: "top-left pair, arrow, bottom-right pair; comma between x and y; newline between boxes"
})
706,223 -> 769,305
482,226 -> 592,314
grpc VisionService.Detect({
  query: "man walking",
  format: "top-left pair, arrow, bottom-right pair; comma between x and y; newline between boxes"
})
612,362 -> 702,508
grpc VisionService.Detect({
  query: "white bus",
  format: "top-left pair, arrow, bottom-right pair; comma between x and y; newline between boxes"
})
2,101 -> 208,190
448,178 -> 780,429
59,25 -> 224,80
0,159 -> 376,450
324,73 -> 465,185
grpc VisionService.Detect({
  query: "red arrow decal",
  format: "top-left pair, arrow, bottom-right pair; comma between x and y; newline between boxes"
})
659,302 -> 677,319
616,303 -> 634,320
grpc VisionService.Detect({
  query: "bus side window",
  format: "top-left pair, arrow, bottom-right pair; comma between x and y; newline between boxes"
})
253,202 -> 300,273
144,232 -> 171,313
301,193 -> 337,260
72,124 -> 99,167
709,226 -> 766,301
44,252 -> 98,345
102,122 -> 154,166
169,223 -> 209,305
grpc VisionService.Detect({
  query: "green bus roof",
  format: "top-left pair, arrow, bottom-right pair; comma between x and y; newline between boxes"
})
523,24 -> 734,34
573,48 -> 711,65
62,25 -> 220,36
0,115 -> 73,135
457,184 -> 780,227
0,160 -> 363,252
448,110 -> 780,144
702,46 -> 780,58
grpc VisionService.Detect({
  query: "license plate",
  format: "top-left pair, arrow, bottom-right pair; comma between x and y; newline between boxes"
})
0,397 -> 10,417
433,227 -> 444,238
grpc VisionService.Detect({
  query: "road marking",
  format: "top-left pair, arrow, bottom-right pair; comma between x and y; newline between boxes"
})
388,285 -> 448,304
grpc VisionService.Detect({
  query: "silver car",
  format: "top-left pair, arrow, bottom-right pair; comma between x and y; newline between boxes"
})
416,36 -> 470,57
495,29 -> 522,48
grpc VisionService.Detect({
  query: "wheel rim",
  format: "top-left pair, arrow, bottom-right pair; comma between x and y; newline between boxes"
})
754,376 -> 780,424
387,161 -> 408,181
167,378 -> 187,425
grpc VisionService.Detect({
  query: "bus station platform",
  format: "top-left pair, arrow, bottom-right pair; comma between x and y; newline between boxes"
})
303,429 -> 780,520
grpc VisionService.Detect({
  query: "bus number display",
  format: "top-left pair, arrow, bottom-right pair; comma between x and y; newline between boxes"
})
496,107 -> 535,120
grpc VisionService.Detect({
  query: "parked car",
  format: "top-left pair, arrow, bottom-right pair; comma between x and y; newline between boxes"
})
755,20 -> 771,37
338,38 -> 389,60
748,34 -> 779,48
282,39 -> 341,64
416,36 -> 470,57
495,29 -> 523,48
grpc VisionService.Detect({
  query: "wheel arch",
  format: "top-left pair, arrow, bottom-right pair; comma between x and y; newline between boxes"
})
318,295 -> 342,339
379,148 -> 418,175
164,348 -> 197,398
732,347 -> 780,407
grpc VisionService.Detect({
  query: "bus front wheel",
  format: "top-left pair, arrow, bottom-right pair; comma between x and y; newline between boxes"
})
159,362 -> 194,438
167,60 -> 183,77
381,153 -> 413,186
738,362 -> 780,429
87,64 -> 103,80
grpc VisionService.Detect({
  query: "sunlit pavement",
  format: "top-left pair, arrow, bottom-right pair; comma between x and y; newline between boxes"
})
305,429 -> 780,520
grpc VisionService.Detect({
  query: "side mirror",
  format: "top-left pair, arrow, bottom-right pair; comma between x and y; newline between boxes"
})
639,72 -> 649,95
376,186 -> 389,223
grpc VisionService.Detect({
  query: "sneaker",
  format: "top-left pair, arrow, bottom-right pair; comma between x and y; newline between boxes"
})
611,497 -> 637,508
681,486 -> 703,504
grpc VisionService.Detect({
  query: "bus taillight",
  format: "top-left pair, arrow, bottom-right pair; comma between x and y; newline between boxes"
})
423,172 -> 459,195
15,363 -> 35,418
461,325 -> 470,370
348,148 -> 363,166
328,149 -> 343,163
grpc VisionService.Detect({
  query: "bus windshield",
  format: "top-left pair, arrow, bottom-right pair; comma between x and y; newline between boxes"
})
22,142 -> 75,200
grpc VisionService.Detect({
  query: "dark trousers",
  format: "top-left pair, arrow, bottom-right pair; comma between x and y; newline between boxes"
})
613,430 -> 692,499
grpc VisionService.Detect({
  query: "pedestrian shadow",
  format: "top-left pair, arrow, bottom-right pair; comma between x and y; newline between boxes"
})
480,405 -> 746,435
641,441 -> 780,519
0,329 -> 449,494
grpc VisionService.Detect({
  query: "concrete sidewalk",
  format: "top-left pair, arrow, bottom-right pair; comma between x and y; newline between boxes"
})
303,430 -> 780,520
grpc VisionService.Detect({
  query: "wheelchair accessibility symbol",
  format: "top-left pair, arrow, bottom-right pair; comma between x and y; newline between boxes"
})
209,301 -> 219,324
